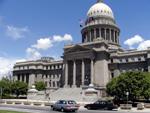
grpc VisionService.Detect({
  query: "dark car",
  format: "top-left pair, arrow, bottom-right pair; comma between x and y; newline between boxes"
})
51,100 -> 79,112
84,100 -> 118,110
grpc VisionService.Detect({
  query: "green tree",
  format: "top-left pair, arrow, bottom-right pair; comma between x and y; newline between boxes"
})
106,72 -> 150,101
0,77 -> 12,97
35,81 -> 46,91
11,81 -> 28,98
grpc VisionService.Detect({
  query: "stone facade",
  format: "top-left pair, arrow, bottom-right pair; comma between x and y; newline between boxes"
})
13,57 -> 63,89
13,1 -> 150,95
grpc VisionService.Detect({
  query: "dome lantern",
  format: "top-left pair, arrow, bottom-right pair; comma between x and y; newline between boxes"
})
97,0 -> 103,3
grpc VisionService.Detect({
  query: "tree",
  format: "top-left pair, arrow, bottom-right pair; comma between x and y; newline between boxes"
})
0,77 -> 12,97
35,81 -> 46,91
106,72 -> 150,101
11,81 -> 28,98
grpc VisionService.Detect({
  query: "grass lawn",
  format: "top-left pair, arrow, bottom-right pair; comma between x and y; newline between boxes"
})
0,110 -> 27,113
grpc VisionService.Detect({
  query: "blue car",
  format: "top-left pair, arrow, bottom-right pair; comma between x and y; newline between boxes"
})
51,100 -> 79,112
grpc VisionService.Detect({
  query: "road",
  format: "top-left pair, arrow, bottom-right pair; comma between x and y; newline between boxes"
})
0,105 -> 150,113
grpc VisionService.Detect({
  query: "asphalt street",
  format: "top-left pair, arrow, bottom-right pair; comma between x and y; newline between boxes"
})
0,105 -> 150,113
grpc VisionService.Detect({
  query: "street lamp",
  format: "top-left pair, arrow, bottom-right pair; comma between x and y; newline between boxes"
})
126,92 -> 129,105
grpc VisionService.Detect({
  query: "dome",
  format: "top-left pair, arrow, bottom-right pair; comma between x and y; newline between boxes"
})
87,1 -> 114,19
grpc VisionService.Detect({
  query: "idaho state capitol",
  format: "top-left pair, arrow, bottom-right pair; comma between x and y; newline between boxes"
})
13,0 -> 150,98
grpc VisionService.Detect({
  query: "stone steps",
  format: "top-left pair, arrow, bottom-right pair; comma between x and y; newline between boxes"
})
49,88 -> 83,102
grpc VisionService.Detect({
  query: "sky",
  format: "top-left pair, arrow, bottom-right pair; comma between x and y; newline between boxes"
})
0,0 -> 150,77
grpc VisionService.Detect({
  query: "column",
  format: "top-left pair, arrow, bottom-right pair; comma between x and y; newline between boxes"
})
13,75 -> 18,81
20,75 -> 22,82
55,81 -> 57,88
85,33 -> 87,42
94,28 -> 96,41
24,74 -> 26,83
104,28 -> 106,40
29,74 -> 35,87
113,30 -> 116,43
91,59 -> 94,84
90,30 -> 92,42
64,62 -> 68,87
117,31 -> 119,44
114,69 -> 120,77
82,60 -> 85,86
73,60 -> 76,87
109,29 -> 112,42
99,27 -> 101,38
51,75 -> 53,88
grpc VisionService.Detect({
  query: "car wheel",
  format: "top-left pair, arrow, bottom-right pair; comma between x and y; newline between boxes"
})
87,106 -> 91,110
104,107 -> 108,110
72,110 -> 77,112
61,108 -> 64,112
52,107 -> 55,111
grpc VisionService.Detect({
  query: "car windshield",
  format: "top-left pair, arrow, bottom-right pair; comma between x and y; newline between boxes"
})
68,101 -> 76,104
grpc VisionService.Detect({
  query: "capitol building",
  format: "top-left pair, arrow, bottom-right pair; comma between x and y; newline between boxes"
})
13,0 -> 150,98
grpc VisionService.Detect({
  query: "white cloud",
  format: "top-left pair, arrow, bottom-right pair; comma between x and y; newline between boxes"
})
0,57 -> 14,79
32,38 -> 53,50
53,34 -> 73,42
137,40 -> 150,50
26,48 -> 41,60
6,25 -> 29,40
124,35 -> 144,49
0,57 -> 25,79
31,34 -> 73,51
15,59 -> 27,63
25,34 -> 73,61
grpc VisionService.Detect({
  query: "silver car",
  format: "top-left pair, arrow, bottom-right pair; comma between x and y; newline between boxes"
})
51,100 -> 79,112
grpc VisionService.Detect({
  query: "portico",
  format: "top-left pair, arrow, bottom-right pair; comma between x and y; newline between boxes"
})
64,45 -> 95,88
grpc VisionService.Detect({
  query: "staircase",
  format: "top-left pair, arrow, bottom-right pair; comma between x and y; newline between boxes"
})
49,88 -> 83,102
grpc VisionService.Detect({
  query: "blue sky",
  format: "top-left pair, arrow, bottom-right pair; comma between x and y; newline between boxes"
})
0,0 -> 150,76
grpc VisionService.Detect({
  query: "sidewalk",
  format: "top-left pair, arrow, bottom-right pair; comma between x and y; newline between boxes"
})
118,107 -> 150,112
79,106 -> 150,112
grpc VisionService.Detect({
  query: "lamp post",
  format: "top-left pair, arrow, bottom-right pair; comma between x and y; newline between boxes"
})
126,92 -> 129,105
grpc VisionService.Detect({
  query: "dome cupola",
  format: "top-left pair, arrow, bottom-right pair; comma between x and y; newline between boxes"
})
87,0 -> 114,20
81,0 -> 120,50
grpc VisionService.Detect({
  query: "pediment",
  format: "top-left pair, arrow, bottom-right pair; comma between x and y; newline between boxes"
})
65,45 -> 93,54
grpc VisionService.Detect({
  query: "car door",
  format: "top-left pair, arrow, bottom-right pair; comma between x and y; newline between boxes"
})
93,101 -> 100,109
54,101 -> 60,110
98,101 -> 106,109
57,100 -> 63,110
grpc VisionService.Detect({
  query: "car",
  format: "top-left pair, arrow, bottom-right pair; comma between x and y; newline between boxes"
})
51,100 -> 79,112
84,100 -> 118,110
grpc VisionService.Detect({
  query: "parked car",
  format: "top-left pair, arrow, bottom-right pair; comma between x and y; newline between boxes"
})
84,100 -> 118,110
51,100 -> 79,112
